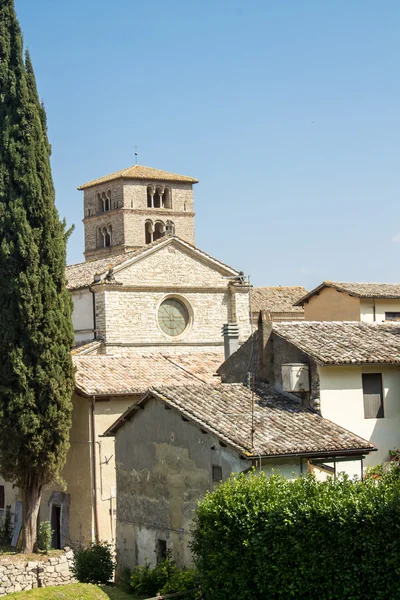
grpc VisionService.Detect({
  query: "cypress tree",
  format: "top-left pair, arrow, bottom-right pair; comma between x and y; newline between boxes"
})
0,0 -> 74,552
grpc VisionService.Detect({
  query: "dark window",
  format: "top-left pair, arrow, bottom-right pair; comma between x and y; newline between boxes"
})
156,539 -> 167,564
0,486 -> 4,510
51,504 -> 62,549
385,312 -> 400,321
212,465 -> 223,482
362,373 -> 384,419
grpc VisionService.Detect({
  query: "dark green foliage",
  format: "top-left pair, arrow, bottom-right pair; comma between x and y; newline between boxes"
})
130,552 -> 198,598
37,521 -> 53,553
0,0 -> 74,549
73,542 -> 115,584
191,468 -> 400,600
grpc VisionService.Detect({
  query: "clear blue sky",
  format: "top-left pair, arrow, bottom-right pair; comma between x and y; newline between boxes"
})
15,0 -> 400,288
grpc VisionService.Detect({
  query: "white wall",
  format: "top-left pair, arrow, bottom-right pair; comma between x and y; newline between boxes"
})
360,299 -> 400,323
319,365 -> 400,475
72,289 -> 95,343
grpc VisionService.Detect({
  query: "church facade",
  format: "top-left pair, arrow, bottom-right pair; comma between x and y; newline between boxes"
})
0,164 -> 251,549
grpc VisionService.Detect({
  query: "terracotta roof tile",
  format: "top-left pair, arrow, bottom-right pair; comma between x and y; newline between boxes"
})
74,352 -> 223,396
273,321 -> 400,365
295,281 -> 400,305
78,164 -> 199,190
252,287 -> 307,314
106,383 -> 374,458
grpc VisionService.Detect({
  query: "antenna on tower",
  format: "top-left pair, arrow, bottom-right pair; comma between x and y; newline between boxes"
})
134,146 -> 138,165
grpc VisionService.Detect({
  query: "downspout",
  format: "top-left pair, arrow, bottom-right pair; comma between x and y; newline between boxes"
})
89,287 -> 97,340
91,397 -> 100,543
373,298 -> 376,322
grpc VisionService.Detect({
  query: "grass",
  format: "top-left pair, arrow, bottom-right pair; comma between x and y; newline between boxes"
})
7,583 -> 140,599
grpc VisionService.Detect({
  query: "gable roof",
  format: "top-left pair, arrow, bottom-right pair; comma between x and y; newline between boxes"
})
273,321 -> 400,366
252,287 -> 307,315
104,383 -> 374,459
66,236 -> 239,291
74,352 -> 223,396
295,281 -> 400,306
78,164 -> 199,190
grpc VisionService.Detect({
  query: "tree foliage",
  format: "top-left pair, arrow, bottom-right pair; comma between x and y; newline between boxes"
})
0,0 -> 74,551
191,468 -> 400,600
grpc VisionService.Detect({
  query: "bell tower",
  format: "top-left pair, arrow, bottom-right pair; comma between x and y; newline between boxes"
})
78,165 -> 198,261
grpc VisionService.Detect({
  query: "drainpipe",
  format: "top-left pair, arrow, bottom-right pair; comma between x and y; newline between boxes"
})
89,286 -> 97,340
91,397 -> 100,543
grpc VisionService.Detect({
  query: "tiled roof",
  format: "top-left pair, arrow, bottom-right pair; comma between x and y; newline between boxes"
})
295,281 -> 400,305
252,287 -> 307,315
74,352 -> 223,396
273,321 -> 400,365
105,383 -> 374,458
66,251 -> 139,290
66,236 -> 239,290
78,164 -> 199,190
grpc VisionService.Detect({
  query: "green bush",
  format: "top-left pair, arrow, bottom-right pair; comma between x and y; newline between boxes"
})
130,552 -> 198,597
191,468 -> 400,600
37,521 -> 53,553
73,542 -> 114,584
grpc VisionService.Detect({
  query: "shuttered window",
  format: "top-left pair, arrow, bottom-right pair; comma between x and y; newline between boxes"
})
0,486 -> 4,510
362,373 -> 384,419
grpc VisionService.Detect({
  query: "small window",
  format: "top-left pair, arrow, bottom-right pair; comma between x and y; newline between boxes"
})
0,485 -> 4,510
362,373 -> 384,419
156,539 -> 167,564
385,312 -> 400,321
212,465 -> 222,482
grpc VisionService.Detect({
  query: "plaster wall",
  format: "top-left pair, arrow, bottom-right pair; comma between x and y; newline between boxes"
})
71,289 -> 95,344
360,299 -> 400,322
114,399 -> 306,571
303,287 -> 360,321
319,365 -> 400,474
115,398 -> 244,570
93,397 -> 136,544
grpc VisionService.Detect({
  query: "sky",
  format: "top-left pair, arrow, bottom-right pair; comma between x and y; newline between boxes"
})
15,0 -> 400,288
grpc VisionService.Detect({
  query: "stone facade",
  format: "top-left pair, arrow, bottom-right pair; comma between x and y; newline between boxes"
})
0,549 -> 75,596
91,242 -> 251,354
83,179 -> 195,260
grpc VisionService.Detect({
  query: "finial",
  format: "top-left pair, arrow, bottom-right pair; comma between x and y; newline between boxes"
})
134,146 -> 138,165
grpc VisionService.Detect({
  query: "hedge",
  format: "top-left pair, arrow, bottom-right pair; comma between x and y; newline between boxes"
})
190,468 -> 400,600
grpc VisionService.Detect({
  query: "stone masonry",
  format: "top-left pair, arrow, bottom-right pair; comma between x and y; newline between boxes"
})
0,549 -> 75,596
83,179 -> 195,260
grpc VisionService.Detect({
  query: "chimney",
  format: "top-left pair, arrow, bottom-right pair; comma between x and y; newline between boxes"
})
258,310 -> 273,383
222,323 -> 240,360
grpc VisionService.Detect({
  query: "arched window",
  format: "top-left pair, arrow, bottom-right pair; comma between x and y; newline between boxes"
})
105,225 -> 112,247
154,187 -> 162,209
97,193 -> 103,213
98,225 -> 112,248
147,186 -> 153,208
145,221 -> 153,244
153,221 -> 165,241
162,187 -> 172,209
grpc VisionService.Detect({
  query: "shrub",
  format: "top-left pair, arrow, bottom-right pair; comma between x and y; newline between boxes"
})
73,542 -> 114,584
37,521 -> 53,553
130,552 -> 198,597
191,469 -> 400,600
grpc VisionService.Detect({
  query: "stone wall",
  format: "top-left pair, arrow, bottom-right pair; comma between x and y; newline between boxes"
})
82,180 -> 195,260
0,549 -> 75,596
